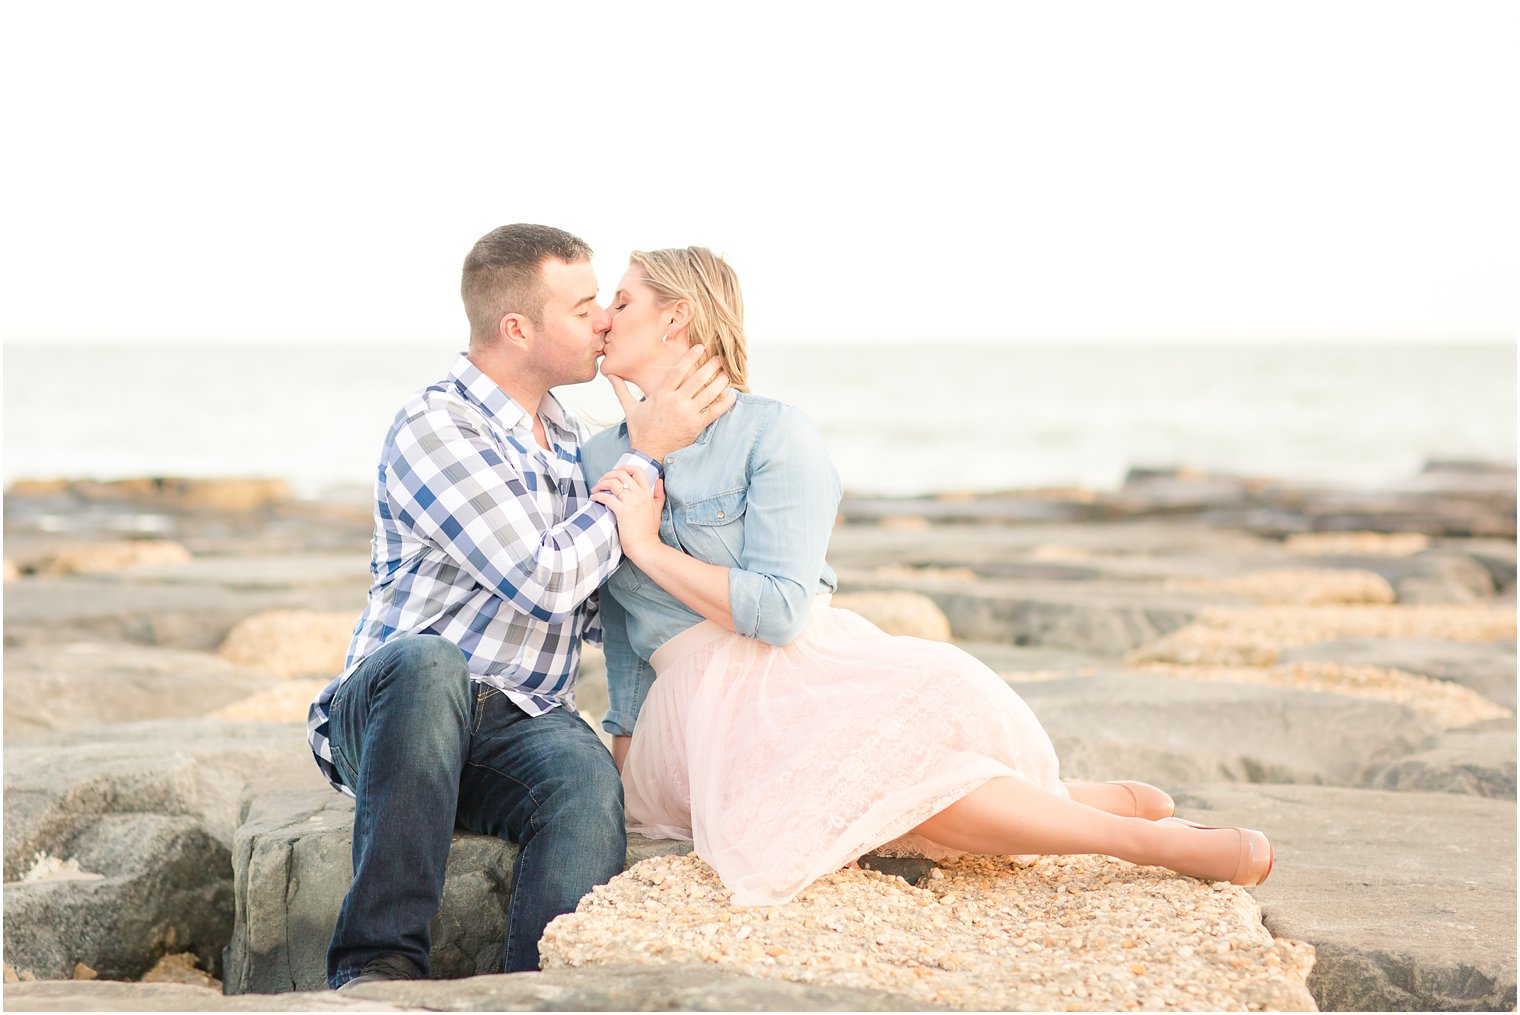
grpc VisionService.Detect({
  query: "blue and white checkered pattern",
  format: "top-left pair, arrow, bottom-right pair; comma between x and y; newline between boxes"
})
307,353 -> 659,794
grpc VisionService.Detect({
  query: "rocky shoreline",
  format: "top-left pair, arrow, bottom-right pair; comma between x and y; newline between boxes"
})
3,463 -> 1514,1011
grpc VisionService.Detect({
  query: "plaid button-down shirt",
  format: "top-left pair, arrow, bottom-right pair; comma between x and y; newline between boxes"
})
307,353 -> 659,794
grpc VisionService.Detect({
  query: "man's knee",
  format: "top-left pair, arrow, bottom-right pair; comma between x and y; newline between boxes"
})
334,636 -> 472,773
375,635 -> 470,702
390,634 -> 468,678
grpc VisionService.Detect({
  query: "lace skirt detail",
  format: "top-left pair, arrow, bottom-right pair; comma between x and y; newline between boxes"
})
622,601 -> 1066,905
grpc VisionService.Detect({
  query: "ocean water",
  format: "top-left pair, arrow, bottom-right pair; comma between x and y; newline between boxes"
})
3,342 -> 1514,498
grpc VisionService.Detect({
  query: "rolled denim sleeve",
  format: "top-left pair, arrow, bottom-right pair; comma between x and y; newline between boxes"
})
728,406 -> 842,645
598,581 -> 656,736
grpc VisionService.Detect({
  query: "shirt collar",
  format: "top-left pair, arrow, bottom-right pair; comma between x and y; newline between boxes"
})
536,390 -> 576,439
449,353 -> 579,442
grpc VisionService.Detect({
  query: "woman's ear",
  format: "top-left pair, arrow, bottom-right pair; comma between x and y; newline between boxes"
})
667,299 -> 694,332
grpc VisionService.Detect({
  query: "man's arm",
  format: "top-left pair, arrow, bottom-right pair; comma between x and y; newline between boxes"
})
385,402 -> 659,622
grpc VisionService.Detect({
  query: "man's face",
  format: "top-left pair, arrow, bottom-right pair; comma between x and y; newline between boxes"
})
531,258 -> 611,386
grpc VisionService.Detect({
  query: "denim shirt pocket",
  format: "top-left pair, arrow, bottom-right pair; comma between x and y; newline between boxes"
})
678,488 -> 747,566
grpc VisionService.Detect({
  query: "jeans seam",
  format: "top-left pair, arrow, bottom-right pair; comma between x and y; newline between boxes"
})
471,687 -> 498,735
503,833 -> 532,969
470,755 -> 542,972
462,760 -> 545,834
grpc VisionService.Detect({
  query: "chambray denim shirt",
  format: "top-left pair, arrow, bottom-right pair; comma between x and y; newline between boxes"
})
581,392 -> 841,736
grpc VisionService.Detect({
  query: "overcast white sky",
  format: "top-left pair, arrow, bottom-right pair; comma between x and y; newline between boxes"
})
2,0 -> 1515,346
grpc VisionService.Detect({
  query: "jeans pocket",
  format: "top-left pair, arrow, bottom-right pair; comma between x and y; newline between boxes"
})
331,743 -> 360,790
326,691 -> 360,788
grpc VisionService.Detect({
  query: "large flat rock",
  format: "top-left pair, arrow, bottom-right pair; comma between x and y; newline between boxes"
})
344,964 -> 935,1011
4,814 -> 234,979
1363,719 -> 1517,798
4,965 -> 932,1011
3,642 -> 277,742
1,980 -> 412,1012
3,576 -> 364,651
837,569 -> 1234,655
955,641 -> 1113,674
226,782 -> 994,996
4,720 -> 320,980
225,788 -> 691,994
88,552 -> 371,592
1205,473 -> 1517,539
832,468 -> 1518,539
828,519 -> 1274,574
4,720 -> 319,875
1280,638 -> 1517,710
2,485 -> 372,559
1304,551 -> 1497,604
1440,537 -> 1518,596
540,851 -> 1315,1012
1017,673 -> 1441,788
831,518 -> 1513,606
1173,783 -> 1516,1012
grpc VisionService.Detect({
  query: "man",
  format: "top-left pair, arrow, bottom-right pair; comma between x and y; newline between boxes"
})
306,223 -> 733,989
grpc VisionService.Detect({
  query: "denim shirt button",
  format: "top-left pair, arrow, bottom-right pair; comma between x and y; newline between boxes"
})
716,510 -> 725,519
665,456 -> 675,465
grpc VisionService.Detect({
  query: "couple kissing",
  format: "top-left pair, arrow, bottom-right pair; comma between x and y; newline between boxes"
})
308,223 -> 1272,991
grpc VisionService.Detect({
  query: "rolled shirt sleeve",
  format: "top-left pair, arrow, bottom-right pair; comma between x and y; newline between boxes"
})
385,405 -> 660,623
727,406 -> 842,645
596,582 -> 656,736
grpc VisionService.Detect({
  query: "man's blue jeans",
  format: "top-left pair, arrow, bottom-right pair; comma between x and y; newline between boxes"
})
323,635 -> 625,987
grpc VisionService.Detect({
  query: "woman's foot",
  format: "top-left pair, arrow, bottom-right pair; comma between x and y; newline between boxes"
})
1157,817 -> 1273,886
1109,781 -> 1175,820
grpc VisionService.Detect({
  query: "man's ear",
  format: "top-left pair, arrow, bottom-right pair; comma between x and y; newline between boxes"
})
500,312 -> 531,350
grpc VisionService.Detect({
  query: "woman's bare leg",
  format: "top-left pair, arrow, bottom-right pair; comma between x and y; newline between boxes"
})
1064,780 -> 1173,819
611,735 -> 631,774
1063,781 -> 1141,816
915,777 -> 1244,883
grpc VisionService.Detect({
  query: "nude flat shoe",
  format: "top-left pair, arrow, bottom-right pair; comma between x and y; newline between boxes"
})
1158,817 -> 1273,886
1108,780 -> 1175,820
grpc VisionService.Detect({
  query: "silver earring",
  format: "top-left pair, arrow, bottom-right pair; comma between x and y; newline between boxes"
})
662,332 -> 671,343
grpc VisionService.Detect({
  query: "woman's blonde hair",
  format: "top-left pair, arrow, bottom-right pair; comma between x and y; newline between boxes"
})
628,247 -> 749,392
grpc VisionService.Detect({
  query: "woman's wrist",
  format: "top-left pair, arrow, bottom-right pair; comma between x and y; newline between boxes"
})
620,531 -> 661,566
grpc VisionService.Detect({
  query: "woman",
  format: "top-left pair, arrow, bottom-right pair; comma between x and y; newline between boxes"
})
580,247 -> 1271,906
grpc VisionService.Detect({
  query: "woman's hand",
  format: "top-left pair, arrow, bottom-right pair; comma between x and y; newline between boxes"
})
591,464 -> 735,633
590,465 -> 665,561
606,345 -> 734,462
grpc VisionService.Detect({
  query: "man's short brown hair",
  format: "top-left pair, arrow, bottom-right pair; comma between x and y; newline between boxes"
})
461,224 -> 594,345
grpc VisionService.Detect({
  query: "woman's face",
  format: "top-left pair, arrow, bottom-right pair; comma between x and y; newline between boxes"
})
601,265 -> 685,383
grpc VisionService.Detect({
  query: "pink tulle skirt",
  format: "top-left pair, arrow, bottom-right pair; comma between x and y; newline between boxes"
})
622,598 -> 1066,905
